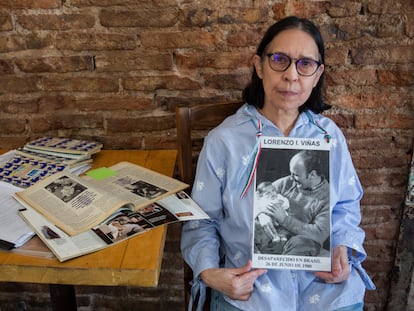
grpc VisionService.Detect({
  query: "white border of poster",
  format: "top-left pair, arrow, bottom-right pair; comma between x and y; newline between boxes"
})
252,137 -> 331,271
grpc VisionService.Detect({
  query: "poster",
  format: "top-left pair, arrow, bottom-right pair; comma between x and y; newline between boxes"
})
252,137 -> 331,271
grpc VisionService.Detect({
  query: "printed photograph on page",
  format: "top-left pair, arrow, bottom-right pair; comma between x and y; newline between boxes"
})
252,137 -> 331,271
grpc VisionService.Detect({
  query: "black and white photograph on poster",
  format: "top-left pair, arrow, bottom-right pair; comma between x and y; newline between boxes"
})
252,137 -> 331,271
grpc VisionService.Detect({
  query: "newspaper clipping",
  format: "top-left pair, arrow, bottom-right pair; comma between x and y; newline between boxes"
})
252,137 -> 331,271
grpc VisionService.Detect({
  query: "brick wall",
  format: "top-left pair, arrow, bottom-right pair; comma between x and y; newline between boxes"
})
0,0 -> 413,310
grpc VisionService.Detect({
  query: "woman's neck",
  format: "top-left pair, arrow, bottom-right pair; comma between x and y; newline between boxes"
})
258,106 -> 299,136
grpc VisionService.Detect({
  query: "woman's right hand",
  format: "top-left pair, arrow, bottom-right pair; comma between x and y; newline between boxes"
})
200,260 -> 267,301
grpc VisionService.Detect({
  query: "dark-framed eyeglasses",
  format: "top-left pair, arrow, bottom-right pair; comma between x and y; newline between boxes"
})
266,52 -> 322,77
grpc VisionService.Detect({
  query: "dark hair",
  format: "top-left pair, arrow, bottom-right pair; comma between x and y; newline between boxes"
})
242,16 -> 331,114
294,150 -> 323,175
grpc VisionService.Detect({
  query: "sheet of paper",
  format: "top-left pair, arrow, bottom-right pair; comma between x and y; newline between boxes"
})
0,181 -> 34,247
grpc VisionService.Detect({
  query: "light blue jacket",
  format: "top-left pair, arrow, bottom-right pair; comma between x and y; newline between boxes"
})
181,104 -> 375,311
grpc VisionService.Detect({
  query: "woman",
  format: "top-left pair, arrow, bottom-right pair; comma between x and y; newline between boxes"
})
181,16 -> 375,311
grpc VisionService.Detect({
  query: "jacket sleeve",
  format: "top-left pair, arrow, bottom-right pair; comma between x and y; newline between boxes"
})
329,126 -> 376,290
180,132 -> 226,279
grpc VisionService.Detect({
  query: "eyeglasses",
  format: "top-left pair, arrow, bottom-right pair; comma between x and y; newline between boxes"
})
266,52 -> 321,76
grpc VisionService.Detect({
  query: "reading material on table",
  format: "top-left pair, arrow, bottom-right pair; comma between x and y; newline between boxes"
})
23,136 -> 102,158
14,161 -> 189,236
18,191 -> 208,261
0,150 -> 68,188
0,181 -> 34,249
0,136 -> 102,189
15,147 -> 93,169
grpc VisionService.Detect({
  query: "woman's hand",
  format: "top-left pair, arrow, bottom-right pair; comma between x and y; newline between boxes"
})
200,260 -> 267,301
314,245 -> 350,283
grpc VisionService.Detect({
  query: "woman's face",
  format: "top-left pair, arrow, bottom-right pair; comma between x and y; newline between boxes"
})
254,28 -> 324,114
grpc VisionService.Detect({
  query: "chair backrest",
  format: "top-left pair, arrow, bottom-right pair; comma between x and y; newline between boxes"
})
175,101 -> 244,186
175,101 -> 243,310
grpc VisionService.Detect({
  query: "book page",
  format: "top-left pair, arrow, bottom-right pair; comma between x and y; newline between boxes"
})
84,161 -> 188,209
19,191 -> 208,261
0,181 -> 34,248
157,191 -> 209,221
252,137 -> 331,272
92,191 -> 208,245
19,206 -> 107,261
14,171 -> 130,236
15,161 -> 188,237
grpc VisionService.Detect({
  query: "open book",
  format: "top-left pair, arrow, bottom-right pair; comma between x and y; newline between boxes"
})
14,161 -> 189,236
18,191 -> 208,261
14,161 -> 208,261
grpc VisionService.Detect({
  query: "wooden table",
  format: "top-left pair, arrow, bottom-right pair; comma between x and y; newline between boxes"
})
0,149 -> 178,311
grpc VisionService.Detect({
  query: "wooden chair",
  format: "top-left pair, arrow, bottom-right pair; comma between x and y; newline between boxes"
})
176,101 -> 244,186
175,101 -> 244,310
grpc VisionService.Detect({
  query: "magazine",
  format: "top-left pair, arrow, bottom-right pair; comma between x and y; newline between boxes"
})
23,137 -> 102,158
15,147 -> 92,168
14,161 -> 189,236
0,151 -> 68,188
252,137 -> 331,271
18,191 -> 208,261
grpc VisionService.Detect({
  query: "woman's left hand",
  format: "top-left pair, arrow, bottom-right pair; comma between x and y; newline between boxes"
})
314,245 -> 350,283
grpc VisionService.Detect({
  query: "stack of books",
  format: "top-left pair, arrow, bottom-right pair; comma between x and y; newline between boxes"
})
0,137 -> 103,188
0,137 -> 103,251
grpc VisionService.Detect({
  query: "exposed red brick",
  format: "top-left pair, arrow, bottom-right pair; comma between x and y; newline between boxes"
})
106,115 -> 175,132
15,56 -> 94,73
76,97 -> 153,112
0,59 -> 14,74
175,51 -> 252,69
0,34 -> 52,53
0,14 -> 13,31
100,9 -> 178,27
95,52 -> 172,72
272,1 -> 329,19
56,33 -> 137,51
0,0 -> 61,9
30,114 -> 103,133
204,72 -> 250,90
42,77 -> 119,92
378,69 -> 414,86
124,75 -> 201,91
0,118 -> 26,134
0,76 -> 41,94
17,14 -> 95,30
140,31 -> 214,49
353,45 -> 414,65
327,1 -> 362,17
